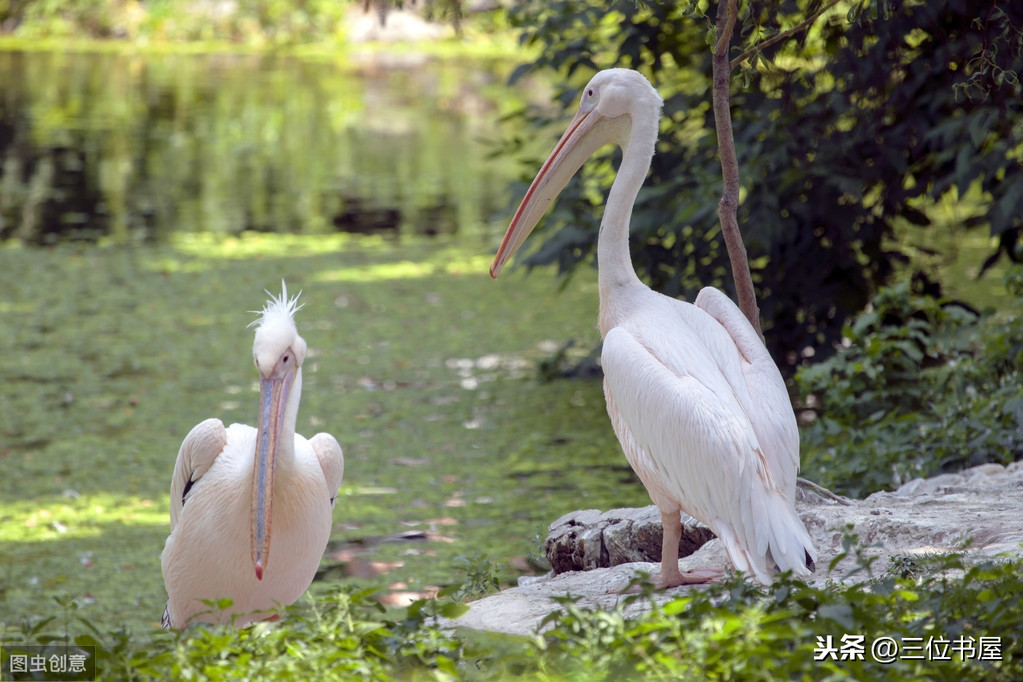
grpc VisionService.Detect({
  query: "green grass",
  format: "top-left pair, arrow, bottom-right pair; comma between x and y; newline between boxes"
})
0,232 -> 645,637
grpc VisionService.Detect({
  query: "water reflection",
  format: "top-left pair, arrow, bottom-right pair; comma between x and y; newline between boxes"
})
0,50 -> 521,244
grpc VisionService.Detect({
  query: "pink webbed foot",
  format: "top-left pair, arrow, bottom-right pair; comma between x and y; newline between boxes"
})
654,566 -> 723,589
613,566 -> 725,594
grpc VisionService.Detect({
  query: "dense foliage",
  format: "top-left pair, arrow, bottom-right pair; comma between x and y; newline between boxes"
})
797,269 -> 1023,497
503,0 -> 1023,370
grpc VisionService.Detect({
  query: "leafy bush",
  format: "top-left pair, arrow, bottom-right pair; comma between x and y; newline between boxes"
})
533,550 -> 1022,681
1,587 -> 469,680
796,276 -> 1023,497
3,549 -> 1022,680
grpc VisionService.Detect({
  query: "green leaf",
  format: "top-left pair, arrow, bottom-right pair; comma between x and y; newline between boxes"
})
438,602 -> 470,619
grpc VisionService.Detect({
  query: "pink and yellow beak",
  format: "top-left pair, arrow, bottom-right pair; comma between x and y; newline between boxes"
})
490,105 -> 626,279
250,359 -> 298,581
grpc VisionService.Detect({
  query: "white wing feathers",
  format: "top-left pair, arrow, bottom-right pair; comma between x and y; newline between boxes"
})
309,433 -> 344,508
603,328 -> 759,513
601,289 -> 815,582
694,287 -> 801,499
168,418 -> 227,532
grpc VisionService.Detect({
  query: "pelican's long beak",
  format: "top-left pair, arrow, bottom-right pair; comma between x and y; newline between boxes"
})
251,365 -> 297,581
490,107 -> 627,278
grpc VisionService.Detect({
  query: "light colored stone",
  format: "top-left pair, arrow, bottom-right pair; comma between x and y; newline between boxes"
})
451,467 -> 1023,636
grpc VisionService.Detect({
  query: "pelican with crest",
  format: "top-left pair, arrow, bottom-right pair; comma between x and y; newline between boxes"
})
491,68 -> 815,587
161,283 -> 344,627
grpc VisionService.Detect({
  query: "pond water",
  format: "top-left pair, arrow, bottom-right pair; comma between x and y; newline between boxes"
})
0,49 -> 651,635
0,49 -> 535,244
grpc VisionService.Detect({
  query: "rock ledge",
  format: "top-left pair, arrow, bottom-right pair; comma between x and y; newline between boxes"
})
453,462 -> 1023,636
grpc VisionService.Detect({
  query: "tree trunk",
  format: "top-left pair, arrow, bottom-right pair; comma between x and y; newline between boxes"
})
712,0 -> 764,340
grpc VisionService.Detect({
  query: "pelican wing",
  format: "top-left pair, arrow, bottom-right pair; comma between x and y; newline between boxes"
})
168,418 -> 228,531
602,325 -> 813,581
694,287 -> 800,500
602,326 -> 763,519
309,433 -> 344,508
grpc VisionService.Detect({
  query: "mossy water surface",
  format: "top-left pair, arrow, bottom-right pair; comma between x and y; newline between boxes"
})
0,232 -> 649,635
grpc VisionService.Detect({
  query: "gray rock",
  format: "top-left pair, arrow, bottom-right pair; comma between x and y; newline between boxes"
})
545,506 -> 715,573
450,463 -> 1023,636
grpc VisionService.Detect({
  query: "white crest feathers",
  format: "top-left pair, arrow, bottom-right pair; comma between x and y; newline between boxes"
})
250,280 -> 303,329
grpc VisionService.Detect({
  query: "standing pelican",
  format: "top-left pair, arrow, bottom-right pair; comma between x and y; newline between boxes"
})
491,69 -> 815,587
161,283 -> 344,628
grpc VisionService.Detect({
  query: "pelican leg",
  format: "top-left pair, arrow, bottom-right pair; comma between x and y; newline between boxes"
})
613,510 -> 722,593
656,510 -> 685,587
655,511 -> 720,589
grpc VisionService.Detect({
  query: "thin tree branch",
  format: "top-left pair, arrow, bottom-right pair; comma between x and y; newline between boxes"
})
712,0 -> 763,339
797,477 -> 853,505
730,0 -> 843,70
712,0 -> 739,56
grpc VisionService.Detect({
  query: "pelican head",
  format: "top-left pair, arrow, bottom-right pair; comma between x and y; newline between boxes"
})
490,68 -> 663,278
249,282 -> 306,580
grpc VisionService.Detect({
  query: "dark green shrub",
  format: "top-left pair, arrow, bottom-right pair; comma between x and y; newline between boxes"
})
797,277 -> 1023,497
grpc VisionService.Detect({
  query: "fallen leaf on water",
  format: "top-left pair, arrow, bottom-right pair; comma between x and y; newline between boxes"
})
374,583 -> 441,607
340,556 -> 405,579
391,457 -> 430,467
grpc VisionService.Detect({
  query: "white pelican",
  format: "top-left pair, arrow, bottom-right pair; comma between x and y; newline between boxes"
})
161,284 -> 344,628
491,68 -> 816,587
